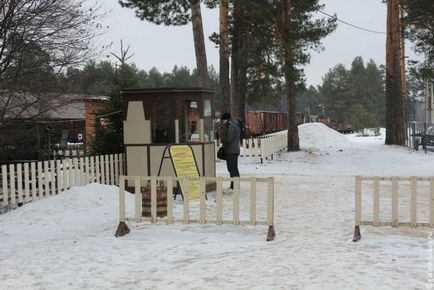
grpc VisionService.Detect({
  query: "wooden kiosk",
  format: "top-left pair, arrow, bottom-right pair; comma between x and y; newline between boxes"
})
122,87 -> 216,191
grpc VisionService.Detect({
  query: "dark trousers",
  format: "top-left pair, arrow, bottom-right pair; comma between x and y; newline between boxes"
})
225,153 -> 240,189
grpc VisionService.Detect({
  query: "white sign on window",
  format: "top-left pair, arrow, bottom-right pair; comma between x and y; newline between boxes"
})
204,99 -> 212,117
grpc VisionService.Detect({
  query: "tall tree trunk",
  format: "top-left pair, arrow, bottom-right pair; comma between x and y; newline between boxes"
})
191,0 -> 209,88
385,0 -> 404,145
282,0 -> 299,151
285,63 -> 300,151
230,0 -> 240,117
219,0 -> 230,113
238,64 -> 247,122
399,5 -> 407,123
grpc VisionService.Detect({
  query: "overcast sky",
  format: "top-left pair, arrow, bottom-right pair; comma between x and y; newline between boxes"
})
96,0 -> 415,87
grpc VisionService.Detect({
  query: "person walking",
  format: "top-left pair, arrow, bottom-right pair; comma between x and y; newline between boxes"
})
220,112 -> 240,191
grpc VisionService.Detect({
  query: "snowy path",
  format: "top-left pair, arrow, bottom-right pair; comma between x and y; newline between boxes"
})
0,176 -> 430,289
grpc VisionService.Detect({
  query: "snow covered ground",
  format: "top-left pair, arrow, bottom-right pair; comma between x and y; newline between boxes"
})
1,123 -> 434,289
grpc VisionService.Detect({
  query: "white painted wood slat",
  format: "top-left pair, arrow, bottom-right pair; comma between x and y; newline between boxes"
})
410,176 -> 417,227
24,163 -> 30,202
110,154 -> 115,185
16,164 -> 22,203
2,165 -> 8,206
105,155 -> 110,185
9,164 -> 15,204
50,160 -> 56,195
30,162 -> 36,200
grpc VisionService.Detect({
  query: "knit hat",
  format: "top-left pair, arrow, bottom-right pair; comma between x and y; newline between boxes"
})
220,112 -> 231,120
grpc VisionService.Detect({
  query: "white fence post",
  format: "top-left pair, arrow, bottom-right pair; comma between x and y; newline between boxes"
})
134,176 -> 141,222
200,177 -> 206,224
73,158 -> 80,187
84,157 -> 89,185
216,177 -> 223,225
30,162 -> 36,200
90,156 -> 95,183
110,154 -> 115,185
105,155 -> 110,185
267,177 -> 274,226
17,164 -> 22,203
250,177 -> 257,225
355,176 -> 362,227
119,176 -> 125,222
79,157 -> 84,186
114,154 -> 119,185
183,177 -> 190,224
100,155 -> 105,185
62,159 -> 68,191
233,177 -> 240,225
50,160 -> 56,195
9,164 -> 15,204
373,176 -> 380,226
76,157 -> 81,186
119,154 -> 124,176
151,176 -> 157,223
410,176 -> 417,227
56,160 -> 62,194
24,163 -> 30,202
167,177 -> 173,224
391,177 -> 399,227
2,165 -> 8,206
43,161 -> 50,197
68,158 -> 75,188
37,161 -> 43,198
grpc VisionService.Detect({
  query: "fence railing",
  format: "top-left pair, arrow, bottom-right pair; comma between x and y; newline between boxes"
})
353,176 -> 434,242
240,131 -> 287,163
259,131 -> 287,161
240,138 -> 261,160
115,175 -> 276,241
0,154 -> 124,208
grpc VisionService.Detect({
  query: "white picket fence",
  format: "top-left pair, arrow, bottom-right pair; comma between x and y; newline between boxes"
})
353,176 -> 434,242
0,154 -> 124,208
116,175 -> 276,241
240,130 -> 288,163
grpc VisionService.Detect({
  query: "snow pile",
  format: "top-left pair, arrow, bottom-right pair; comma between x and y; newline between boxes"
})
298,122 -> 352,149
0,184 -> 131,240
346,128 -> 386,144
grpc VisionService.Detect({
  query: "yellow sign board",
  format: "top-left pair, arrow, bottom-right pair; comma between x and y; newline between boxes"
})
169,145 -> 201,200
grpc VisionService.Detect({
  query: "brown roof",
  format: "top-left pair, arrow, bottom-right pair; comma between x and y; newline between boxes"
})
1,93 -> 108,120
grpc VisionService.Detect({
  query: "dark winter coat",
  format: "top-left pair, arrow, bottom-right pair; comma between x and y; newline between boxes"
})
221,118 -> 240,154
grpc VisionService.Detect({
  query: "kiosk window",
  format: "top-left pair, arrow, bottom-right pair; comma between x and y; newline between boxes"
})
152,100 -> 172,143
180,100 -> 200,143
203,98 -> 213,141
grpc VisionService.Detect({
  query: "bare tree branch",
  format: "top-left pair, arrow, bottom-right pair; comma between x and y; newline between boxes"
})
0,0 -> 105,121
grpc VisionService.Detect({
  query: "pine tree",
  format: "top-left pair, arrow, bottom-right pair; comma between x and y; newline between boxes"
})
118,0 -> 219,88
365,60 -> 385,125
385,0 -> 405,145
401,0 -> 433,79
319,64 -> 350,121
225,0 -> 336,150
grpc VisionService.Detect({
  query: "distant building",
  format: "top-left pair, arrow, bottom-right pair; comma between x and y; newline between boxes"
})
0,94 -> 108,162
